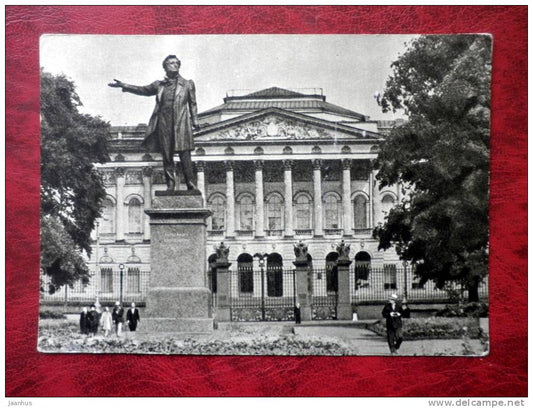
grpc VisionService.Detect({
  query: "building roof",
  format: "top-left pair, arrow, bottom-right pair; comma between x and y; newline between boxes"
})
200,87 -> 368,121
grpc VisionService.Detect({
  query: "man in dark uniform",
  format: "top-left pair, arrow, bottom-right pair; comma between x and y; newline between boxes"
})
108,55 -> 199,191
381,293 -> 409,354
126,302 -> 141,332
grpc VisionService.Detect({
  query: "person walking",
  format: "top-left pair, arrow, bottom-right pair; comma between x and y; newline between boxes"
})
79,307 -> 89,335
381,293 -> 409,354
87,304 -> 100,337
126,302 -> 141,332
100,306 -> 113,337
112,301 -> 124,336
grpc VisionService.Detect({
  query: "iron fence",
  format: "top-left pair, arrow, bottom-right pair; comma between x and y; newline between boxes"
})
349,265 -> 488,305
229,267 -> 296,321
41,263 -> 488,312
40,265 -> 151,306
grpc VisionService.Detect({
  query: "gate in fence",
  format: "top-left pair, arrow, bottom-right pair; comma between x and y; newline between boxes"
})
229,267 -> 296,321
310,267 -> 338,320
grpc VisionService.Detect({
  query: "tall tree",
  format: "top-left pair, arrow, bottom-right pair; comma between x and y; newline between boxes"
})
40,70 -> 110,292
374,35 -> 491,301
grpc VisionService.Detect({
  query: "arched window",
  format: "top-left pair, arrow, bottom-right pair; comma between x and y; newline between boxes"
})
324,192 -> 341,229
237,253 -> 254,294
325,252 -> 339,292
294,192 -> 312,230
381,193 -> 396,222
355,251 -> 371,288
237,194 -> 254,231
353,194 -> 368,230
100,196 -> 116,234
127,196 -> 143,234
265,193 -> 284,232
208,194 -> 226,231
266,253 -> 283,297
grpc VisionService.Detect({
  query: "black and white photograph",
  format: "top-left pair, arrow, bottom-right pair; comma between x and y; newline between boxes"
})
38,34 -> 491,356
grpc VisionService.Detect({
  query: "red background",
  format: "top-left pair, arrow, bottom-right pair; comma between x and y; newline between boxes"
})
5,6 -> 527,397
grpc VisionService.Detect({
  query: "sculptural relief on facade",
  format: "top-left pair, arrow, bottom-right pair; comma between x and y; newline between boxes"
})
100,170 -> 116,185
207,115 -> 332,141
125,170 -> 143,185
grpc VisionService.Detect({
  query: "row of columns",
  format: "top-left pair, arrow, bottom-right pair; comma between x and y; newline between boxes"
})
109,158 -> 376,241
195,159 -> 373,237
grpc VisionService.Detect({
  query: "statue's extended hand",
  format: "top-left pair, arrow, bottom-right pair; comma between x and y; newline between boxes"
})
108,79 -> 124,88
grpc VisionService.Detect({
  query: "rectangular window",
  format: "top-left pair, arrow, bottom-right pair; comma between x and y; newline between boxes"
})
239,201 -> 254,230
100,268 -> 113,293
267,269 -> 283,297
239,267 -> 254,294
127,267 -> 140,293
384,264 -> 397,290
296,207 -> 310,229
326,266 -> 338,292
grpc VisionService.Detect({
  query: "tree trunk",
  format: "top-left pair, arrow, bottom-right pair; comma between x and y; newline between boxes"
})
467,277 -> 480,302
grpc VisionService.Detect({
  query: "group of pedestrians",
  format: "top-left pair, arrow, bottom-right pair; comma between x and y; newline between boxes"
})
80,301 -> 140,337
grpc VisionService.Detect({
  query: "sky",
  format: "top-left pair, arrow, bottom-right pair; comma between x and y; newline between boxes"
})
40,34 -> 416,126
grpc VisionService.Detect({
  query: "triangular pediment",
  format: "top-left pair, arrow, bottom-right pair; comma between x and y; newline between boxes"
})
194,108 -> 379,142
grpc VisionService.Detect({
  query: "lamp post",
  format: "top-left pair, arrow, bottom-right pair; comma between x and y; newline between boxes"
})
402,260 -> 409,301
253,252 -> 268,321
119,263 -> 125,304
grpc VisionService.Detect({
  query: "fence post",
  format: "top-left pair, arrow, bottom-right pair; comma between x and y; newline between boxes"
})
215,242 -> 232,322
335,240 -> 353,320
293,241 -> 312,321
215,260 -> 232,322
293,261 -> 312,322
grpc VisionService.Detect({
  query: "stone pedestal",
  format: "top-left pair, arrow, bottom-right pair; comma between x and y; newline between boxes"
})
336,258 -> 353,320
141,190 -> 213,334
293,260 -> 312,321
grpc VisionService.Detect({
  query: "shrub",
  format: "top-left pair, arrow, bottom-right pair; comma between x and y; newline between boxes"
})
39,310 -> 67,319
366,317 -> 482,339
435,302 -> 488,318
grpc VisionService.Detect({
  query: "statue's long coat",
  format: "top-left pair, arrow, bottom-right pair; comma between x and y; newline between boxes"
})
122,76 -> 199,152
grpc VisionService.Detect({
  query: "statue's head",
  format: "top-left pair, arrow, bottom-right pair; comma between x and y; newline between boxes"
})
162,55 -> 181,73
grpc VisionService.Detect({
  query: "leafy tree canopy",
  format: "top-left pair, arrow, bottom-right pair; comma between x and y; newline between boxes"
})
41,69 -> 110,292
373,35 -> 491,301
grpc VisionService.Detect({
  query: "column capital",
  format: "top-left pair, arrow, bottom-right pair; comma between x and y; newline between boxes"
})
312,159 -> 322,170
115,167 -> 125,177
194,161 -> 205,172
142,166 -> 153,177
224,160 -> 234,171
283,159 -> 293,170
342,159 -> 352,170
254,160 -> 264,170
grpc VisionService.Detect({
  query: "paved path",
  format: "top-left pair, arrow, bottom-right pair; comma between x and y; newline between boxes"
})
293,324 -> 488,356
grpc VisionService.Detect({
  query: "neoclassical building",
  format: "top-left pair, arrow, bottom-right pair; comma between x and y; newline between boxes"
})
44,87 -> 434,315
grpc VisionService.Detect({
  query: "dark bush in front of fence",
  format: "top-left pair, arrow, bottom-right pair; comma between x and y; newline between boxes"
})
435,302 -> 489,318
366,317 -> 483,340
39,310 -> 67,319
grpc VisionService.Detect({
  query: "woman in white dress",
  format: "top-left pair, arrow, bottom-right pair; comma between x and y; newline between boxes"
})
100,306 -> 113,337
